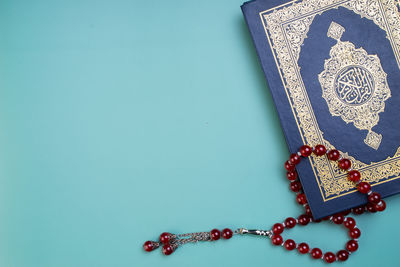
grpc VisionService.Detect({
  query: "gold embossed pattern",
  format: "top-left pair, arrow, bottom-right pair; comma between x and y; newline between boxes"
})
319,22 -> 391,150
259,0 -> 400,199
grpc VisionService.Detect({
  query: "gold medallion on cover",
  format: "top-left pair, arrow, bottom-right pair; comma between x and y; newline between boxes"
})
319,22 -> 391,150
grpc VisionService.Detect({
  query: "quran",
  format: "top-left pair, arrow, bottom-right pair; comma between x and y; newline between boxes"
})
242,0 -> 400,219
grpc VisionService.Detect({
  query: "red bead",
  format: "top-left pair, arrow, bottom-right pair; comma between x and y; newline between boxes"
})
352,206 -> 365,215
332,214 -> 344,224
286,170 -> 298,181
374,200 -> 386,212
284,160 -> 295,171
300,145 -> 313,157
289,153 -> 301,165
349,228 -> 361,239
143,241 -> 157,252
298,214 -> 310,225
314,144 -> 327,156
327,149 -> 340,161
296,193 -> 308,205
336,250 -> 349,261
290,181 -> 302,192
311,248 -> 323,259
222,228 -> 233,239
338,158 -> 351,170
160,232 -> 172,244
348,170 -> 361,182
341,209 -> 351,216
162,244 -> 174,255
210,229 -> 221,241
357,182 -> 371,194
346,240 -> 358,252
366,202 -> 376,213
322,216 -> 330,221
271,234 -> 283,246
297,242 -> 310,254
304,205 -> 312,216
272,223 -> 284,235
344,217 -> 356,229
324,252 -> 336,263
284,217 -> 297,229
368,192 -> 381,204
284,239 -> 296,250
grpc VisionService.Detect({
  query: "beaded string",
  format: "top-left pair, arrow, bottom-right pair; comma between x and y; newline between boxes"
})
143,144 -> 386,263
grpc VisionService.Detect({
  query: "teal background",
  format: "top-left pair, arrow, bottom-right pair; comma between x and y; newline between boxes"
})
0,0 -> 398,266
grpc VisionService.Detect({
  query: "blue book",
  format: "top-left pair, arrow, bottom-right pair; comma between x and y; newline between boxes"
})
242,0 -> 400,219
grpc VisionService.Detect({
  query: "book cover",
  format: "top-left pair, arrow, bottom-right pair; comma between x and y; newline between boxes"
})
242,0 -> 400,219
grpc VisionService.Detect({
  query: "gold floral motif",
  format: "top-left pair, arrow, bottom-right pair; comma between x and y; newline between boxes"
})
260,0 -> 400,199
327,21 -> 345,40
319,22 -> 391,150
364,131 -> 382,150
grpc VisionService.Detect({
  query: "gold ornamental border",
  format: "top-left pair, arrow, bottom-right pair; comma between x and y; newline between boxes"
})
259,0 -> 400,201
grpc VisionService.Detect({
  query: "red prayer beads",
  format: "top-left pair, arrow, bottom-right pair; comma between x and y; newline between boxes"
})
296,193 -> 307,205
368,192 -> 381,204
297,242 -> 309,254
143,143 -> 387,263
285,160 -> 295,171
222,228 -> 233,239
375,201 -> 386,212
273,144 -> 386,263
162,244 -> 174,255
289,153 -> 301,165
290,181 -> 302,192
346,240 -> 359,252
144,228 -> 234,256
284,217 -> 296,228
314,144 -> 327,156
143,241 -> 159,252
210,229 -> 221,241
338,158 -> 351,170
366,202 -> 377,213
357,182 -> 371,194
311,248 -> 323,259
344,217 -> 356,229
299,145 -> 312,157
284,239 -> 296,250
272,223 -> 284,235
349,228 -> 361,239
271,234 -> 283,245
352,206 -> 365,215
332,214 -> 345,224
160,232 -> 172,244
348,170 -> 361,182
327,149 -> 340,161
286,171 -> 298,181
298,214 -> 310,226
324,252 -> 336,263
337,250 -> 349,261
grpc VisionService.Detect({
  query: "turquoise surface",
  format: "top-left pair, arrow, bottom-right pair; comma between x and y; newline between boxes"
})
0,0 -> 398,266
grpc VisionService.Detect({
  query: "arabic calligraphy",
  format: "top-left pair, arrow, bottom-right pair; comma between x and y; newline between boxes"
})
261,0 -> 400,199
334,65 -> 375,105
319,22 -> 391,150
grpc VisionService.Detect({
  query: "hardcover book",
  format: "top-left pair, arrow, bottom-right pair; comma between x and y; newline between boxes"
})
242,0 -> 400,219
